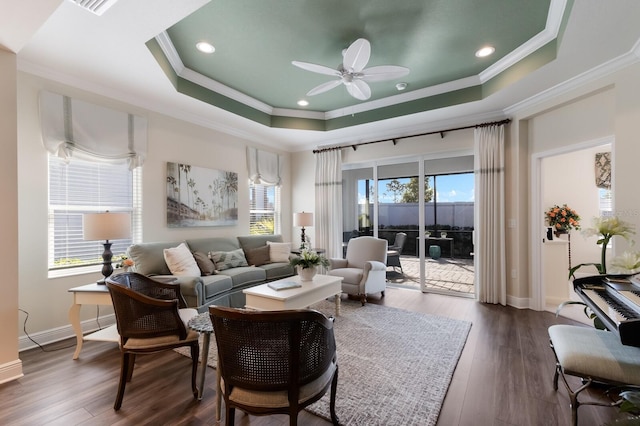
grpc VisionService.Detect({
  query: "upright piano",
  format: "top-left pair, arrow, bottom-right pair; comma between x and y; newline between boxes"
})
573,274 -> 640,347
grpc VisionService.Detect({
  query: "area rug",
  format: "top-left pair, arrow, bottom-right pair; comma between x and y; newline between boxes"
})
177,300 -> 471,426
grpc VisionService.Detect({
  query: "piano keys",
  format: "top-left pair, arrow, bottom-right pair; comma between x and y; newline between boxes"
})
573,274 -> 640,347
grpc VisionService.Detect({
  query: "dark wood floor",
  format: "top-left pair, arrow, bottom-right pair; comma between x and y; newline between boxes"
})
1,287 -> 626,425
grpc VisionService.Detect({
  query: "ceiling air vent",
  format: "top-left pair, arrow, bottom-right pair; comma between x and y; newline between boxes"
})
68,0 -> 119,16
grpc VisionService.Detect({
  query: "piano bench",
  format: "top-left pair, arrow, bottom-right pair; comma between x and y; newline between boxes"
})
548,325 -> 640,426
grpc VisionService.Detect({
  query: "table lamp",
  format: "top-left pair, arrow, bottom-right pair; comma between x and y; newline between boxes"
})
293,211 -> 313,249
83,211 -> 131,284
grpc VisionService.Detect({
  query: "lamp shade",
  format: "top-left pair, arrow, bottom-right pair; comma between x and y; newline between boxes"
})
83,212 -> 131,241
293,212 -> 313,227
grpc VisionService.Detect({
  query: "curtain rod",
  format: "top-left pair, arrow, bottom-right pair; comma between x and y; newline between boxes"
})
312,118 -> 511,154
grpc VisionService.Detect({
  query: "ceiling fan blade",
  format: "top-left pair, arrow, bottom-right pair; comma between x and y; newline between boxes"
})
306,79 -> 343,96
343,38 -> 370,73
292,61 -> 341,77
346,79 -> 371,100
361,66 -> 410,82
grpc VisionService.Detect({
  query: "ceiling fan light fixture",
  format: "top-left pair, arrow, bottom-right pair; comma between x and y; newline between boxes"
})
396,82 -> 408,91
292,38 -> 409,101
297,100 -> 309,107
196,41 -> 215,54
475,46 -> 495,58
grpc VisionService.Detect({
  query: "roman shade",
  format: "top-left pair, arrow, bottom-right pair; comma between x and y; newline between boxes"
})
247,146 -> 281,185
39,91 -> 147,170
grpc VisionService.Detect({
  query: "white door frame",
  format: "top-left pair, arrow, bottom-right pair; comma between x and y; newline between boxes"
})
529,135 -> 614,310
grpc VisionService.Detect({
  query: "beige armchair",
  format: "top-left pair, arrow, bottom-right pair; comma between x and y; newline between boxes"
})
328,236 -> 388,305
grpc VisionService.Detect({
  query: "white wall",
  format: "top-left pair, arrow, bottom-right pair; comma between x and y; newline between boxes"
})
0,48 -> 22,383
16,72 -> 292,346
292,62 -> 640,310
519,63 -> 640,307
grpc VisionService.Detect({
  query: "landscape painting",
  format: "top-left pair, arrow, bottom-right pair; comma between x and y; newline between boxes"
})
166,162 -> 238,227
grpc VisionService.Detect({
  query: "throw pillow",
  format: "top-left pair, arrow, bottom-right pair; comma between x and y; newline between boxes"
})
209,248 -> 249,271
267,241 -> 291,263
163,243 -> 201,276
245,245 -> 271,266
192,251 -> 216,276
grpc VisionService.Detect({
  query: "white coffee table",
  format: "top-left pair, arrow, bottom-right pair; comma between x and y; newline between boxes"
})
243,274 -> 343,316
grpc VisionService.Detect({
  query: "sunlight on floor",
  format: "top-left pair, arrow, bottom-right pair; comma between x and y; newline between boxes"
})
386,256 -> 475,295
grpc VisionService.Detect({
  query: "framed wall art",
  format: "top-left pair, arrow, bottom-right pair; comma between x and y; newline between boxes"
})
166,162 -> 238,227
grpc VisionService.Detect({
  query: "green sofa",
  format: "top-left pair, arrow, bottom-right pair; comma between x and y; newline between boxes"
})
126,235 -> 294,312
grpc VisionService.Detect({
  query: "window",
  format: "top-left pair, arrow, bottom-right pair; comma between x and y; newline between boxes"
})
249,183 -> 280,235
48,155 -> 141,273
599,188 -> 612,216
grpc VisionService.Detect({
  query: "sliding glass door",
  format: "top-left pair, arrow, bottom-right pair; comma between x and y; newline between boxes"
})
342,155 -> 475,297
377,162 -> 420,284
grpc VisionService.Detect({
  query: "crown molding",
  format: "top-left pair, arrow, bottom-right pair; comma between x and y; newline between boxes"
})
505,41 -> 640,116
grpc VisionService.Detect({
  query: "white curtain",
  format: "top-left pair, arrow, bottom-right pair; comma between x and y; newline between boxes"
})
315,149 -> 343,259
39,91 -> 147,170
474,124 -> 506,305
247,146 -> 282,185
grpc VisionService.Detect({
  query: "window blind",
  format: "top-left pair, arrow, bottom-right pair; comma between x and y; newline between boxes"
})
48,155 -> 138,270
249,183 -> 281,235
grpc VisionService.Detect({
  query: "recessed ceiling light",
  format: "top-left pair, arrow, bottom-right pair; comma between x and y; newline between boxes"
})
297,100 -> 309,107
396,82 -> 408,91
475,46 -> 495,58
196,41 -> 215,54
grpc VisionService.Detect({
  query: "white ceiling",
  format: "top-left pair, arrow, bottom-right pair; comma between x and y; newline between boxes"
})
3,0 -> 640,152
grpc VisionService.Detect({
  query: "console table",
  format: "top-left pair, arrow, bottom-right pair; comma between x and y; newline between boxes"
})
68,283 -> 119,360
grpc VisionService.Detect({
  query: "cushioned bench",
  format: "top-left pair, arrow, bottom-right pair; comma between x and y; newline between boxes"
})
548,324 -> 640,426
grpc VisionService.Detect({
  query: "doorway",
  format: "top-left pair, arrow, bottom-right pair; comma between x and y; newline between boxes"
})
342,154 -> 475,297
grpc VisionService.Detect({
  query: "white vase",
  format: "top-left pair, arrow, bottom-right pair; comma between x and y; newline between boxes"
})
297,265 -> 317,281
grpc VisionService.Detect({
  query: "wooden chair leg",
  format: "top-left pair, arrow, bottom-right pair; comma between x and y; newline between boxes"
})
190,342 -> 199,397
329,366 -> 340,426
126,353 -> 135,382
225,404 -> 235,426
114,352 -> 130,410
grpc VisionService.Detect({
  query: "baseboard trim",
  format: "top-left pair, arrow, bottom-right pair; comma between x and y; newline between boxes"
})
507,294 -> 531,309
19,314 -> 116,352
0,359 -> 24,385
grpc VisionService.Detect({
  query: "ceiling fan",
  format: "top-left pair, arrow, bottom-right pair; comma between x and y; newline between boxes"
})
292,38 -> 410,101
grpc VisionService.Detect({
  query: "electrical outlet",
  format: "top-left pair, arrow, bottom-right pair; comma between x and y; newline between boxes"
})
511,269 -> 517,279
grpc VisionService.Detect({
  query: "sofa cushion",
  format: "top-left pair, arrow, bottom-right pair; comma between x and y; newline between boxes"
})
128,241 -> 181,276
218,266 -> 266,287
193,251 -> 216,275
237,234 -> 284,252
258,262 -> 295,281
164,243 -> 200,276
200,274 -> 233,299
267,241 -> 291,262
246,245 -> 271,266
186,237 -> 240,254
210,248 -> 249,271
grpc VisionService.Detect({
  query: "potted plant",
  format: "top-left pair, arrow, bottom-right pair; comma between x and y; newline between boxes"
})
545,204 -> 581,237
290,250 -> 329,281
569,216 -> 636,278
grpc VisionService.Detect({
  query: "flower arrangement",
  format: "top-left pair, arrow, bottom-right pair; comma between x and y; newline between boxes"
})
289,250 -> 328,269
115,255 -> 134,270
545,204 -> 581,232
568,215 -> 636,278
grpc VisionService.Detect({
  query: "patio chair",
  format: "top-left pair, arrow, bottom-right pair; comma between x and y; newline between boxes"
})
386,232 -> 407,274
209,305 -> 339,426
